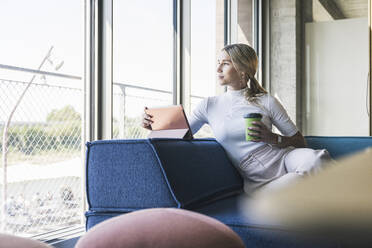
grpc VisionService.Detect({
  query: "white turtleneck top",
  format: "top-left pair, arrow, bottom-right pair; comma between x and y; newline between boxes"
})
188,88 -> 298,167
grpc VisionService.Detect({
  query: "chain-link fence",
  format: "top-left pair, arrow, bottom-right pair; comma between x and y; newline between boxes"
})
113,83 -> 173,139
112,83 -> 214,139
0,78 -> 84,237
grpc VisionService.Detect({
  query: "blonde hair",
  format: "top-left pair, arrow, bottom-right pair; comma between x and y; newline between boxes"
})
222,43 -> 267,102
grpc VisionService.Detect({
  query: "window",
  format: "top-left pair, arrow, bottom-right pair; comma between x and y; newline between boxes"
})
188,0 -> 253,138
0,0 -> 261,243
0,0 -> 84,237
185,0 -> 225,138
113,0 -> 174,139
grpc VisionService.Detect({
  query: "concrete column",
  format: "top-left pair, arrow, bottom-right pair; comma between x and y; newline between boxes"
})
269,0 -> 302,126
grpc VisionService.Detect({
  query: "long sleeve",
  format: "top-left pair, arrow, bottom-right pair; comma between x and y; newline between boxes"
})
188,98 -> 209,135
267,95 -> 298,137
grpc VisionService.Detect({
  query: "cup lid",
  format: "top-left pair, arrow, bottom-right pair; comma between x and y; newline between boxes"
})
244,113 -> 262,118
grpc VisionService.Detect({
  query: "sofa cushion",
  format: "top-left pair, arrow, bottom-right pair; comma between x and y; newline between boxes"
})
85,210 -> 122,230
195,195 -> 338,248
149,138 -> 243,208
85,200 -> 337,248
77,208 -> 245,248
305,136 -> 372,159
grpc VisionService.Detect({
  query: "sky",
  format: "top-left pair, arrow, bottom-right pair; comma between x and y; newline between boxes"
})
0,0 -> 83,77
113,0 -> 217,94
0,0 -> 218,122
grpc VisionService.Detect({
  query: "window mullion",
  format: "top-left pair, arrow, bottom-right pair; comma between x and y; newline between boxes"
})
180,0 -> 191,113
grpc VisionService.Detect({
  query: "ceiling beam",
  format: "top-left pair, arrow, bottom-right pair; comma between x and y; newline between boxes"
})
318,0 -> 345,20
304,0 -> 313,22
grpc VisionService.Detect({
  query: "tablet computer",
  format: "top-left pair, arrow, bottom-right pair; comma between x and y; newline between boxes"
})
145,105 -> 193,139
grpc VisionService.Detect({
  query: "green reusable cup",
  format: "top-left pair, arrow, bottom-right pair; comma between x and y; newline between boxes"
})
244,113 -> 262,141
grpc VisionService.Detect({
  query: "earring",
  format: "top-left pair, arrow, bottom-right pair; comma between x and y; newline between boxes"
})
241,74 -> 246,82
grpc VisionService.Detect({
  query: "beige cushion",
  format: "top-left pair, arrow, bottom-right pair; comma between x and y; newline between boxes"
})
76,208 -> 245,248
0,233 -> 52,248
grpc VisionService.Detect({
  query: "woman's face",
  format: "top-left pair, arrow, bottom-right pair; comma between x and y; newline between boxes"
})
216,51 -> 244,90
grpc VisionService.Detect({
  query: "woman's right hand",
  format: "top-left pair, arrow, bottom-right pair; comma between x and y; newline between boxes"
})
141,107 -> 153,130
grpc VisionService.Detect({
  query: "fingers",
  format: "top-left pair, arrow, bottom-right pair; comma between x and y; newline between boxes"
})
248,121 -> 275,143
248,132 -> 261,141
248,130 -> 260,137
248,126 -> 260,132
141,120 -> 152,130
142,107 -> 153,120
249,121 -> 267,135
143,118 -> 153,126
250,138 -> 262,142
141,125 -> 152,130
248,122 -> 265,142
142,116 -> 153,126
143,119 -> 151,125
251,121 -> 263,127
143,115 -> 153,124
143,107 -> 153,118
141,106 -> 153,130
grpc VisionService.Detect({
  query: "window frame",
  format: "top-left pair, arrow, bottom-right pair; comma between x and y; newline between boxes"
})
88,0 -> 260,140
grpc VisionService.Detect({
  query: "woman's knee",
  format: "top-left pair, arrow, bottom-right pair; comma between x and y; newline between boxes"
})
285,148 -> 332,175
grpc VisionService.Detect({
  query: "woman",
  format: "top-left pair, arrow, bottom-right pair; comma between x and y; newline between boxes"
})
142,43 -> 331,194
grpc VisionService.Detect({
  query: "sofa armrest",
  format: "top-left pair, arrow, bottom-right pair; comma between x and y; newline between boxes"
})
85,138 -> 243,212
86,139 -> 179,211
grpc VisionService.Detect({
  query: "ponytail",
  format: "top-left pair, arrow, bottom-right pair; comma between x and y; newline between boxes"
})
244,76 -> 267,102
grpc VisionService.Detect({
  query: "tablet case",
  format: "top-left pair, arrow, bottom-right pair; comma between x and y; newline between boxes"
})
145,105 -> 193,139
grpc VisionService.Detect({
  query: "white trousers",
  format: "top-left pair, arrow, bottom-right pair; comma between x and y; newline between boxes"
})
238,144 -> 332,195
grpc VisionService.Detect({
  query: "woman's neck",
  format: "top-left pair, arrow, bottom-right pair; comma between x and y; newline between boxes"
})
227,85 -> 247,91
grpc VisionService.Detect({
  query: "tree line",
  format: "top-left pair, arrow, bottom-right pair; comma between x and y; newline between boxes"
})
1,105 -> 81,155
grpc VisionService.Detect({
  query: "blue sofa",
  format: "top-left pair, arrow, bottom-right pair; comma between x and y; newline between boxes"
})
84,136 -> 372,247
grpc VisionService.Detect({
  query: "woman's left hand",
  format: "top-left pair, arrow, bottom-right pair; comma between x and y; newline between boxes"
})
248,121 -> 277,144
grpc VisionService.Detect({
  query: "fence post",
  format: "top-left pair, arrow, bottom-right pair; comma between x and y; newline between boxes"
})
118,85 -> 126,138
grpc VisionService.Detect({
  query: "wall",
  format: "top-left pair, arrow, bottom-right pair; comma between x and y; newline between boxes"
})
304,18 -> 369,135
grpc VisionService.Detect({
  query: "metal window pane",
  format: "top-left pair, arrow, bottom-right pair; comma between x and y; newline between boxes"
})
113,0 -> 174,139
188,0 -> 227,138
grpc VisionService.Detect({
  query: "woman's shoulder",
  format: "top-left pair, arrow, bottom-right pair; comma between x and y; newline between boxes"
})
201,94 -> 224,104
255,93 -> 282,113
256,93 -> 279,104
257,93 -> 274,99
255,93 -> 271,104
257,94 -> 289,115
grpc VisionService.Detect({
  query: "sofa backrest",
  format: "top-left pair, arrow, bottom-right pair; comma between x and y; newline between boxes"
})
149,138 -> 243,208
305,136 -> 372,159
85,139 -> 243,211
86,136 -> 371,212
